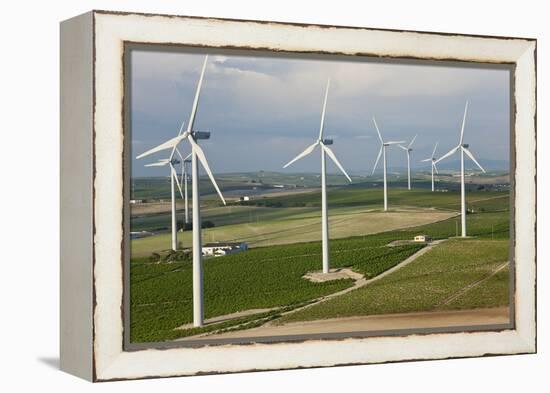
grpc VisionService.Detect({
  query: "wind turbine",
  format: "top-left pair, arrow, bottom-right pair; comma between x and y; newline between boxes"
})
435,101 -> 485,237
371,117 -> 405,211
283,78 -> 352,274
143,147 -> 186,251
398,134 -> 417,190
420,142 -> 439,192
136,55 -> 226,327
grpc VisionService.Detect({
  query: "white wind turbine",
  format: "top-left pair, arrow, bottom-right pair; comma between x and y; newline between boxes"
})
136,55 -> 226,327
435,101 -> 486,237
420,142 -> 439,192
398,134 -> 417,190
283,78 -> 352,274
143,145 -> 187,251
372,117 -> 405,211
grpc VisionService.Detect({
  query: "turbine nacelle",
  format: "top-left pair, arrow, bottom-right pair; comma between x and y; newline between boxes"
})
193,131 -> 211,140
283,78 -> 352,183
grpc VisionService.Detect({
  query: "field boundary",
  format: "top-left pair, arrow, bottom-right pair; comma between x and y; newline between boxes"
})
435,261 -> 509,308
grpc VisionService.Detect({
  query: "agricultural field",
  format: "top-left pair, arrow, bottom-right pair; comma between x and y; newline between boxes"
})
129,179 -> 511,343
238,186 -> 508,211
131,206 -> 456,257
131,186 -> 508,256
130,236 -> 422,342
277,238 -> 509,324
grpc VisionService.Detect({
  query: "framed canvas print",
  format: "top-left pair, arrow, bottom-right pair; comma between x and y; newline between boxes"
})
60,10 -> 537,381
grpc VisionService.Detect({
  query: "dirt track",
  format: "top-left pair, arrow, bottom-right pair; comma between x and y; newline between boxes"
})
179,307 -> 509,341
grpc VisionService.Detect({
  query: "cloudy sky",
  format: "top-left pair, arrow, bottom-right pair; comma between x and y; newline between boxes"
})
130,48 -> 510,178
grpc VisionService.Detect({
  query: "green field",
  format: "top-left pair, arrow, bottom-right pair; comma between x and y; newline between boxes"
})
238,187 -> 508,211
277,239 -> 509,324
129,184 -> 511,343
131,187 -> 508,256
131,205 -> 457,257
130,237 -> 422,342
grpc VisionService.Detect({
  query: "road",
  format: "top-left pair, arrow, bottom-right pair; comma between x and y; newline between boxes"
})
178,307 -> 510,341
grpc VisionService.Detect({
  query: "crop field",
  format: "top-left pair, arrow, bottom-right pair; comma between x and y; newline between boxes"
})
129,181 -> 511,343
239,187 -> 508,211
130,237 -> 423,343
131,205 -> 317,232
130,206 -> 456,257
277,239 -> 509,324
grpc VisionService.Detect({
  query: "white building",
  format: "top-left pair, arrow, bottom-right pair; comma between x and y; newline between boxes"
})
414,235 -> 432,242
130,231 -> 153,239
202,242 -> 248,257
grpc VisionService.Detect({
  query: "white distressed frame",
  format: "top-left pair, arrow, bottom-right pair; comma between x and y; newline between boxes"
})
87,11 -> 536,381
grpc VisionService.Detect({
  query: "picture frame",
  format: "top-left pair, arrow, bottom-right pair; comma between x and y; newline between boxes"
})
60,10 -> 536,381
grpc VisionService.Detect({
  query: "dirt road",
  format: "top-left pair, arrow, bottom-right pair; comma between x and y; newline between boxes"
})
178,307 -> 509,341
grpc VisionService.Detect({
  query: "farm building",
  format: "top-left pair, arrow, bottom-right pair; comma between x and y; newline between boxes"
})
413,234 -> 432,242
202,242 -> 248,257
240,196 -> 250,201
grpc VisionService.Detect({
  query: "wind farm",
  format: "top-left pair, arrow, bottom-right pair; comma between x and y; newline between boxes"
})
128,50 -> 511,344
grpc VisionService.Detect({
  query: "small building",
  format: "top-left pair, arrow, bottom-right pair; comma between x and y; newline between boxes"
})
240,196 -> 250,201
202,242 -> 248,257
130,199 -> 143,204
130,231 -> 153,239
414,235 -> 432,243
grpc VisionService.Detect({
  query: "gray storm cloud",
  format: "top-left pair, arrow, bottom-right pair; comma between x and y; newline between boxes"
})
130,48 -> 510,177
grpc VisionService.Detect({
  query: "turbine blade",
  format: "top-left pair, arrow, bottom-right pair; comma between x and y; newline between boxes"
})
434,145 -> 459,165
408,134 -> 417,148
174,146 -> 184,162
433,162 -> 439,174
420,158 -> 432,162
397,144 -> 408,151
460,101 -> 468,145
168,119 -> 186,160
372,117 -> 384,144
170,163 -> 184,199
318,78 -> 330,140
186,55 -> 209,134
385,140 -> 406,145
432,142 -> 439,158
462,147 -> 486,173
321,143 -> 352,182
136,133 -> 189,159
372,146 -> 383,174
184,161 -> 189,188
283,141 -> 319,168
144,160 -> 170,167
189,137 -> 226,205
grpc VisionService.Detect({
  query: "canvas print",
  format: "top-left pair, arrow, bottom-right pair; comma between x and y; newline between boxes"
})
127,47 -> 512,346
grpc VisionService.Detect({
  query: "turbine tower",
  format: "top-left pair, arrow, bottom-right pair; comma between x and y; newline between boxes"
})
179,154 -> 192,226
136,55 -> 226,327
283,78 -> 352,274
143,147 -> 186,251
420,142 -> 439,192
398,134 -> 417,190
372,117 -> 405,211
435,101 -> 486,237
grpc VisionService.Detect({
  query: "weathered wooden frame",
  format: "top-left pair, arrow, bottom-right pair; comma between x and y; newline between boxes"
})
60,10 -> 536,382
